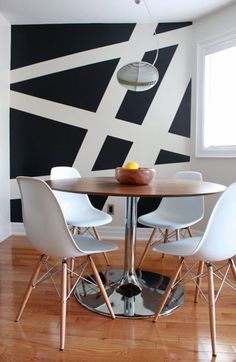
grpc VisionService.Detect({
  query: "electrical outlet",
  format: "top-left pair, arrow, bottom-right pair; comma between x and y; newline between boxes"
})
107,204 -> 114,215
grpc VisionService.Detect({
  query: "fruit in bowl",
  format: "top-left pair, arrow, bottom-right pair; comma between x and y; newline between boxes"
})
115,162 -> 156,185
123,161 -> 139,170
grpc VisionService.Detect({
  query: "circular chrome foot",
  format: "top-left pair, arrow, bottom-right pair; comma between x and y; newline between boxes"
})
74,269 -> 184,318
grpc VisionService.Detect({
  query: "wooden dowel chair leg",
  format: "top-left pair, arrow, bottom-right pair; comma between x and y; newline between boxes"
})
88,255 -> 115,319
175,229 -> 182,278
60,258 -> 68,351
162,229 -> 169,258
194,260 -> 204,303
187,227 -> 192,237
175,229 -> 180,240
153,257 -> 184,322
70,257 -> 75,278
229,258 -> 236,283
92,227 -> 110,266
72,226 -> 80,235
15,254 -> 46,322
67,258 -> 74,295
138,228 -> 158,269
207,263 -> 217,357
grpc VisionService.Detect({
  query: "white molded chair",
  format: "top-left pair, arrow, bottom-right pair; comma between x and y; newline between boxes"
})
50,166 -> 112,265
15,176 -> 117,351
138,171 -> 204,268
153,183 -> 236,357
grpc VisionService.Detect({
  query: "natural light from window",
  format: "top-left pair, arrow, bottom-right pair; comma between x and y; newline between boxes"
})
196,32 -> 236,157
204,46 -> 236,148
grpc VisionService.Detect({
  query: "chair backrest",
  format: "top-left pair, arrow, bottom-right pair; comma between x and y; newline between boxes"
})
17,177 -> 84,258
194,182 -> 236,262
157,171 -> 204,224
50,166 -> 81,179
50,167 -> 95,221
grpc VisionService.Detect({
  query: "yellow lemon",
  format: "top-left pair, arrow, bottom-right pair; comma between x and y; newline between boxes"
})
124,161 -> 139,170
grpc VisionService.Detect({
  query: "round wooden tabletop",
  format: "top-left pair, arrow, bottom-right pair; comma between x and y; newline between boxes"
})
46,176 -> 226,198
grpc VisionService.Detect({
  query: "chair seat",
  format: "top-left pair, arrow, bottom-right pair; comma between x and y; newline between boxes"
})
153,236 -> 202,256
16,176 -> 117,350
137,171 -> 204,270
51,167 -> 112,267
73,234 -> 118,254
152,183 -> 236,357
138,212 -> 202,230
67,208 -> 112,228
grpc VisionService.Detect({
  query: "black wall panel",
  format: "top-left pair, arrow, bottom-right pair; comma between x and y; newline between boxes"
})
10,108 -> 87,178
11,59 -> 120,112
11,23 -> 135,69
156,22 -> 192,34
155,149 -> 190,165
169,80 -> 192,138
92,136 -> 133,171
10,23 -> 192,222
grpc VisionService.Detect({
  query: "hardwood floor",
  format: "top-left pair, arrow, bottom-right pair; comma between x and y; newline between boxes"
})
0,235 -> 236,361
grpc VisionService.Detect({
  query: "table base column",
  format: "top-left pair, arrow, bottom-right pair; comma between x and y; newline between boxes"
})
74,268 -> 184,318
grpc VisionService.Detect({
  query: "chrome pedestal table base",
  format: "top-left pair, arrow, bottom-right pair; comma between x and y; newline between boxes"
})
74,268 -> 184,318
47,176 -> 225,318
74,196 -> 184,318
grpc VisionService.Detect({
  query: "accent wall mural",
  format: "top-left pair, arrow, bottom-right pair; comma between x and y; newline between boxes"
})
10,22 -> 192,226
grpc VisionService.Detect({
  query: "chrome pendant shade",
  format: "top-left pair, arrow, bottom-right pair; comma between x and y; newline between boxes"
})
117,61 -> 159,92
116,0 -> 159,92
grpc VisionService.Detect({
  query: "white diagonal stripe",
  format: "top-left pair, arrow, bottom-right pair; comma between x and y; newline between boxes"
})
10,24 -> 192,204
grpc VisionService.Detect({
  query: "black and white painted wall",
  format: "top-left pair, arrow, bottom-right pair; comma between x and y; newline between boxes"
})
10,22 -> 192,233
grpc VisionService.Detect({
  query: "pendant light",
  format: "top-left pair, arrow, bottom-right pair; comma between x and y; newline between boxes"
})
117,0 -> 159,92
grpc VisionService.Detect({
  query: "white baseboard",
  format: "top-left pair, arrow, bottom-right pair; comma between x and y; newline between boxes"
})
100,226 -> 202,240
0,223 -> 11,242
11,222 -> 26,235
10,223 -> 203,241
11,222 -> 152,240
99,226 -> 153,240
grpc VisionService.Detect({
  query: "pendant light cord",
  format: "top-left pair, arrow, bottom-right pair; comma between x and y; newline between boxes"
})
139,0 -> 159,65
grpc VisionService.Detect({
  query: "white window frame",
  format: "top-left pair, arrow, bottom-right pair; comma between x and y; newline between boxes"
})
195,30 -> 236,158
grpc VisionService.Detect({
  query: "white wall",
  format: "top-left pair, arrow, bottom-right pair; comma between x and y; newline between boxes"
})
0,14 -> 10,241
9,23 -> 193,237
5,5 -> 235,238
191,2 -> 236,230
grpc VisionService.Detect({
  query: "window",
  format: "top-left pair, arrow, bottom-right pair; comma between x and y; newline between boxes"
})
196,31 -> 236,157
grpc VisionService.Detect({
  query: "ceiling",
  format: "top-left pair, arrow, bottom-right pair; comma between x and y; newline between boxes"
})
0,0 -> 234,24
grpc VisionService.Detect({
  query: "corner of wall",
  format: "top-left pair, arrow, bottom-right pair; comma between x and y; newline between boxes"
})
0,14 -> 11,241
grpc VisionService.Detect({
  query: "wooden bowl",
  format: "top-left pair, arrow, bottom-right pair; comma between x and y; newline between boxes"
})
115,167 -> 156,186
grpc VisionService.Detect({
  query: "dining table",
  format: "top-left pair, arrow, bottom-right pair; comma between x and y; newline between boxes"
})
47,175 -> 226,318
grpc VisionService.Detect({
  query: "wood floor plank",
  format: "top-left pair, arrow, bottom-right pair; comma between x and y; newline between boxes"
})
0,236 -> 235,361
